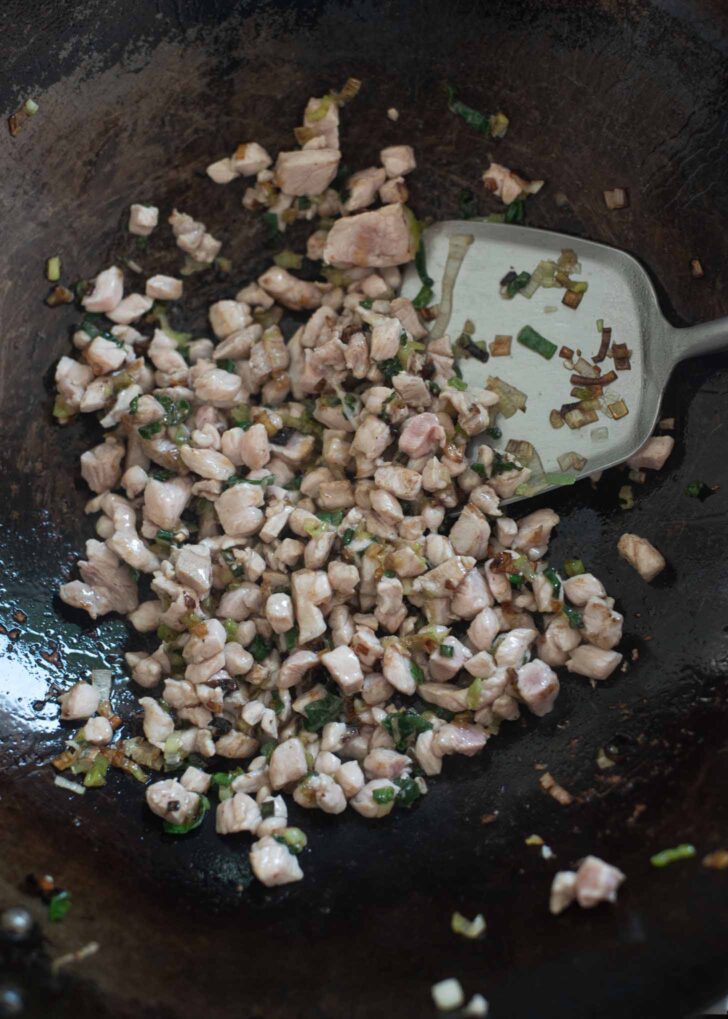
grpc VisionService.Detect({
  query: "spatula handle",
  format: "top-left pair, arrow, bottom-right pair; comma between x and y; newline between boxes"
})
667,317 -> 728,365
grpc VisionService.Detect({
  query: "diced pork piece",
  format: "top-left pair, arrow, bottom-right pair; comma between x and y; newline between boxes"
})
374,465 -> 422,500
537,614 -> 581,666
266,593 -> 294,634
146,778 -> 200,827
128,204 -> 159,236
414,556 -> 474,598
302,95 -> 340,148
258,266 -> 322,311
209,300 -> 251,338
369,317 -> 401,360
380,145 -> 416,177
351,779 -> 399,818
324,204 -> 418,269
512,508 -> 559,557
363,748 -> 410,779
398,413 -> 446,458
562,573 -> 607,606
146,275 -> 183,301
138,696 -> 174,748
627,436 -> 674,472
382,646 -> 417,695
80,441 -> 125,494
215,487 -> 264,537
180,766 -> 211,794
321,645 -> 364,695
193,367 -> 242,406
55,356 -> 93,411
206,157 -> 237,184
566,645 -> 622,680
59,681 -> 100,720
467,607 -> 500,651
335,760 -> 365,798
60,539 -> 139,619
84,715 -> 113,745
574,856 -> 626,908
494,627 -> 538,667
379,175 -> 408,204
274,148 -> 341,197
582,598 -> 623,650
82,266 -> 124,313
291,570 -> 331,645
352,416 -> 392,459
390,296 -> 428,339
144,477 -> 191,531
216,792 -> 262,834
182,619 -> 226,664
345,167 -> 387,212
148,329 -> 188,375
230,142 -> 272,176
516,660 -> 559,716
238,423 -> 271,470
429,637 -> 472,681
392,372 -> 430,406
108,293 -> 153,324
617,533 -> 666,582
269,738 -> 308,790
549,871 -> 578,915
249,835 -> 303,886
414,730 -> 442,776
85,336 -> 127,375
433,723 -> 488,757
179,445 -> 235,482
483,162 -> 544,205
171,543 -> 211,595
449,505 -> 491,560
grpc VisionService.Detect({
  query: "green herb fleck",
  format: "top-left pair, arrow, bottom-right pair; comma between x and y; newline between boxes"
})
274,827 -> 307,854
471,463 -> 486,477
650,844 -> 696,868
83,754 -> 109,788
359,298 -> 374,310
563,604 -> 583,630
217,358 -> 237,374
260,800 -> 275,819
377,357 -> 401,383
508,573 -> 525,589
263,210 -> 280,240
448,376 -> 467,392
409,661 -> 424,685
445,84 -> 491,135
686,480 -> 716,500
382,709 -> 432,752
284,627 -> 298,651
261,741 -> 276,761
458,189 -> 478,219
428,381 -> 441,396
163,794 -> 210,835
342,528 -> 355,546
395,776 -> 423,808
517,324 -> 557,360
303,693 -> 342,733
439,642 -> 455,659
563,559 -> 585,577
506,270 -> 531,298
372,785 -> 396,805
48,891 -> 72,923
505,199 -> 526,225
486,426 -> 502,439
138,419 -> 163,440
466,677 -> 483,710
223,618 -> 238,641
155,528 -> 175,545
316,509 -> 344,527
543,566 -> 561,596
249,634 -> 272,663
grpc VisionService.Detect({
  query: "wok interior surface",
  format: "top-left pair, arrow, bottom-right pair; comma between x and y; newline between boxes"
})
1,1 -> 728,1015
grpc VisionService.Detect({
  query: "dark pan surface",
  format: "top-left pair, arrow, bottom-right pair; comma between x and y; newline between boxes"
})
1,1 -> 728,1016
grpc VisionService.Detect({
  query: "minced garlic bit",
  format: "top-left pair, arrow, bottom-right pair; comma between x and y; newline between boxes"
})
51,83 -> 627,889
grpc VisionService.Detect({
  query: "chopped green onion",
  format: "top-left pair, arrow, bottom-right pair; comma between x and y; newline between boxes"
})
486,425 -> 502,439
458,189 -> 478,219
129,395 -> 139,416
217,358 -> 237,374
303,693 -> 342,733
83,754 -> 109,788
508,573 -> 525,589
285,627 -> 298,651
316,509 -> 344,527
447,376 -> 467,391
342,528 -> 355,546
46,256 -> 61,282
412,283 -> 433,309
263,211 -> 280,239
223,618 -> 238,641
685,480 -> 716,500
466,677 -> 483,710
451,911 -> 487,939
506,270 -> 531,298
372,785 -> 396,805
504,199 -> 525,225
395,776 -> 423,808
409,661 -> 424,685
563,605 -> 583,629
163,794 -> 210,835
471,463 -> 486,477
48,891 -> 72,923
377,357 -> 401,382
273,249 -> 303,270
270,691 -> 285,715
24,98 -> 39,116
517,325 -> 557,360
249,634 -> 272,662
155,528 -> 174,545
618,484 -> 635,510
359,298 -> 374,310
445,84 -> 491,135
415,238 -> 434,288
428,381 -> 441,396
261,741 -> 276,761
156,623 -> 177,642
274,827 -> 307,854
650,844 -> 696,868
138,420 -> 163,440
543,566 -> 561,596
563,559 -> 585,577
297,196 -> 312,210
439,643 -> 455,659
382,710 -> 431,751
284,475 -> 302,491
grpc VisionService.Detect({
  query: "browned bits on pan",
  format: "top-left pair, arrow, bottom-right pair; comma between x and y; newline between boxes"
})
603,187 -> 629,210
593,327 -> 612,364
13,610 -> 27,624
690,258 -> 705,278
562,289 -> 584,310
539,771 -> 574,805
703,850 -> 728,870
480,812 -> 499,824
559,345 -> 574,360
45,285 -> 74,307
489,334 -> 512,357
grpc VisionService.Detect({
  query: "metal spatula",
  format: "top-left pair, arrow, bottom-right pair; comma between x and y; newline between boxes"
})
401,221 -> 727,501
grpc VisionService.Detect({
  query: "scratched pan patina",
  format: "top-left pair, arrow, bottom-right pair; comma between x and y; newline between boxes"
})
1,1 -> 728,1016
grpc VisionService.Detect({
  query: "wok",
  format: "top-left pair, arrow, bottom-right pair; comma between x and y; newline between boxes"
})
1,1 -> 728,1016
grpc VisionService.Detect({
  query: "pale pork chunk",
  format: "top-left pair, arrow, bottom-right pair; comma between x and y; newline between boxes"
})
550,856 -> 625,914
627,435 -> 674,471
54,83 -> 641,892
324,204 -> 417,268
617,533 -> 666,582
275,148 -> 341,196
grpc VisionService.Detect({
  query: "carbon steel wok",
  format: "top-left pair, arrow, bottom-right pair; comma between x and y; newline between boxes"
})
1,1 -> 728,1017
